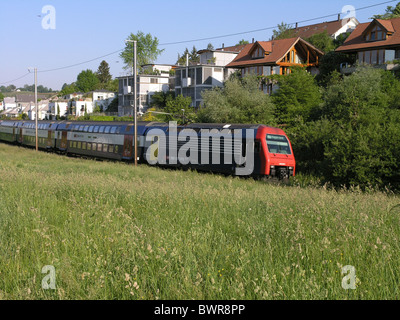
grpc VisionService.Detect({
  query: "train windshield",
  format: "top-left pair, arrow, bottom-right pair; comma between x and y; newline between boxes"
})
266,134 -> 292,155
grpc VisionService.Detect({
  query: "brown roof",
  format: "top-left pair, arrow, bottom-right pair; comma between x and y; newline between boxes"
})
336,18 -> 400,52
293,19 -> 355,38
216,44 -> 248,53
226,38 -> 323,68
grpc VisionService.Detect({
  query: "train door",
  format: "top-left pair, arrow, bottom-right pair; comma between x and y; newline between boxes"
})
47,130 -> 52,148
60,131 -> 68,149
18,128 -> 23,144
122,135 -> 133,159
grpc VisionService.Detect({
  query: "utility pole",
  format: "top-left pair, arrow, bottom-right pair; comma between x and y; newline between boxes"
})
35,67 -> 38,152
125,39 -> 138,166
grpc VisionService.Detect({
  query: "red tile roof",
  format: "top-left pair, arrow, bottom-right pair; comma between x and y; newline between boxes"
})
226,38 -> 323,68
216,44 -> 248,53
336,18 -> 400,52
292,19 -> 354,38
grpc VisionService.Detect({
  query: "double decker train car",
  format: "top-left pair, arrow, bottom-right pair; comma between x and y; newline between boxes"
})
0,120 -> 295,179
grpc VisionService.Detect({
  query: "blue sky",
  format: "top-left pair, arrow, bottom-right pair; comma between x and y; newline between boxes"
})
0,0 -> 397,90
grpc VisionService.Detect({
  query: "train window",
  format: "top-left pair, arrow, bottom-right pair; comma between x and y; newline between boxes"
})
114,145 -> 119,153
92,143 -> 97,151
93,126 -> 99,133
105,127 -> 111,134
89,126 -> 94,133
110,127 -> 117,134
116,127 -> 121,134
266,135 -> 292,155
84,126 -> 89,132
73,141 -> 77,148
99,126 -> 105,133
77,142 -> 82,149
87,143 -> 92,151
82,142 -> 87,150
97,144 -> 103,152
108,145 -> 114,153
103,144 -> 109,153
126,125 -> 132,132
79,126 -> 84,131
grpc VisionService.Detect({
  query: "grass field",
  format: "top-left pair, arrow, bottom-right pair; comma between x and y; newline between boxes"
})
0,143 -> 399,300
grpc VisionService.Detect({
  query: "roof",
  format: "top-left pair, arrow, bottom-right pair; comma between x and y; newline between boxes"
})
292,18 -> 357,38
336,18 -> 400,52
226,38 -> 324,68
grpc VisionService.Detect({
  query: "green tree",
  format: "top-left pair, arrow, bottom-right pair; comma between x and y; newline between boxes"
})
164,95 -> 194,124
235,39 -> 250,46
150,91 -> 175,109
207,43 -> 214,50
120,31 -> 164,73
59,83 -> 79,96
96,60 -> 112,84
315,51 -> 356,87
372,2 -> 400,19
76,69 -> 99,93
199,75 -> 276,125
0,92 -> 4,101
305,31 -> 335,53
177,46 -> 199,65
272,67 -> 322,125
272,22 -> 295,40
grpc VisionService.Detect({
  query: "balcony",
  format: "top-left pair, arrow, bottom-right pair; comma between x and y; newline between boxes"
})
340,62 -> 400,74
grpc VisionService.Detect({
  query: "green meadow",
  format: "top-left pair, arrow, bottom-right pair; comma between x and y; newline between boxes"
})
0,143 -> 399,300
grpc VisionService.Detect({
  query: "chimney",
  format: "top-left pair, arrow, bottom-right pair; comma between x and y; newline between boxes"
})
222,43 -> 225,51
295,22 -> 298,29
252,38 -> 254,43
338,13 -> 341,21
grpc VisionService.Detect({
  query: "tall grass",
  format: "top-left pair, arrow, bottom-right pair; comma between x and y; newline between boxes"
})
0,143 -> 399,300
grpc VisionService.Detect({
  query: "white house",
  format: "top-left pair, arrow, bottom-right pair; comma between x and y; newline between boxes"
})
3,97 -> 16,110
48,100 -> 69,119
118,64 -> 176,116
90,90 -> 116,111
174,45 -> 245,107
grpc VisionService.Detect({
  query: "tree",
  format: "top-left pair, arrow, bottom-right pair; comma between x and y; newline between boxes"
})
272,22 -> 295,40
272,67 -> 322,125
305,31 -> 335,53
150,91 -> 175,109
372,2 -> 400,19
177,46 -> 199,65
0,92 -> 4,101
207,43 -> 214,50
120,31 -> 164,73
96,60 -> 112,84
198,75 -> 276,125
164,95 -> 194,124
59,83 -> 78,96
315,51 -> 356,87
76,69 -> 99,93
236,39 -> 249,46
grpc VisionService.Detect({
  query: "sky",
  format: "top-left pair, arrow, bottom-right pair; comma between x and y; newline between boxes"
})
0,0 -> 397,90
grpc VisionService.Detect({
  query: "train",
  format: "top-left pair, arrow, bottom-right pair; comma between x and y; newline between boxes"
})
0,120 -> 296,179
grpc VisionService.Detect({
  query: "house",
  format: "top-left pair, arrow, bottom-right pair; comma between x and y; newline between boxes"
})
71,98 -> 93,117
26,100 -> 50,120
3,97 -> 16,110
336,17 -> 400,73
63,92 -> 84,100
174,45 -> 245,107
48,100 -> 69,119
292,17 -> 359,39
90,90 -> 116,112
118,64 -> 176,116
226,37 -> 324,94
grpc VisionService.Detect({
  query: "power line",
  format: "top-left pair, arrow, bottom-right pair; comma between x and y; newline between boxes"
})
0,0 -> 397,85
0,73 -> 31,86
158,0 -> 398,46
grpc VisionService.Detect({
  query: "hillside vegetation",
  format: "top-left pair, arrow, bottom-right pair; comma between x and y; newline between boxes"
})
0,144 -> 399,300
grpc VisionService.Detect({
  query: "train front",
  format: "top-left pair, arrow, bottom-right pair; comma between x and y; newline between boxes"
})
257,126 -> 296,179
